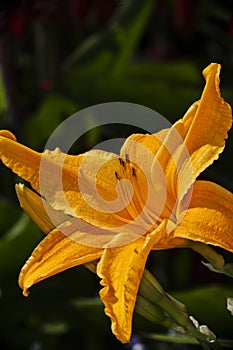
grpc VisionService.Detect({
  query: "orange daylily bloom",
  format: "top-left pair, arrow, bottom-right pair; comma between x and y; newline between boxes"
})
1,63 -> 233,343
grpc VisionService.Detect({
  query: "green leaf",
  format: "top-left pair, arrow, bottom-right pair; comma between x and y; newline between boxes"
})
0,213 -> 42,279
24,93 -> 77,148
111,0 -> 156,77
0,69 -> 7,111
0,197 -> 21,234
41,321 -> 69,335
71,297 -> 110,328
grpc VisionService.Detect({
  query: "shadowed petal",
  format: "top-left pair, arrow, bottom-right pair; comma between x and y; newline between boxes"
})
97,221 -> 166,343
16,184 -> 68,233
173,181 -> 233,252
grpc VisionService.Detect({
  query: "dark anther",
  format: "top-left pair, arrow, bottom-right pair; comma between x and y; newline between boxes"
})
132,167 -> 136,177
115,171 -> 121,180
119,157 -> 126,168
125,153 -> 130,163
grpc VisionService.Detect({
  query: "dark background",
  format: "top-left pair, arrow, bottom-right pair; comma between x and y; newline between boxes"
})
0,1 -> 233,349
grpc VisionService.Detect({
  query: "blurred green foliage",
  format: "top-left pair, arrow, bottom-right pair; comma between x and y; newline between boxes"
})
0,0 -> 233,349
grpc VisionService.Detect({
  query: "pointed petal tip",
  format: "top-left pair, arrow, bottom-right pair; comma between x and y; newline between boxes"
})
203,62 -> 220,74
18,273 -> 30,297
15,183 -> 25,192
0,130 -> 17,142
97,223 -> 166,344
22,289 -> 30,297
202,63 -> 221,85
0,130 -> 41,192
203,62 -> 232,114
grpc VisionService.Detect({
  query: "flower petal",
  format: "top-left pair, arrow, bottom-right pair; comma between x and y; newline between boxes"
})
120,129 -> 169,173
97,221 -> 166,343
166,63 -> 232,201
16,184 -> 68,233
120,130 -> 176,222
19,220 -> 103,297
173,180 -> 233,252
0,132 -> 131,229
177,63 -> 232,170
0,131 -> 42,191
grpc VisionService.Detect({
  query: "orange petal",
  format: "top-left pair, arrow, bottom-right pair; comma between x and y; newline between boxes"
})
0,131 -> 41,191
16,184 -> 68,234
0,130 -> 17,141
183,64 -> 232,160
166,63 -> 232,201
120,130 -> 176,221
97,221 -> 166,343
0,132 -> 130,229
120,129 -> 169,173
48,150 -> 140,231
19,219 -> 103,296
47,148 -> 165,234
173,180 -> 233,253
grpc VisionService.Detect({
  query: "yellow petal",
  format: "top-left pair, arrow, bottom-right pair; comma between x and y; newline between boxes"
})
166,63 -> 232,201
120,129 -> 169,173
19,219 -> 103,296
173,180 -> 233,252
48,150 -> 140,233
120,130 -> 176,221
46,148 -> 162,235
0,132 -> 131,229
97,221 -> 166,343
0,131 -> 41,191
178,63 -> 232,165
16,184 -> 68,234
0,130 -> 17,141
184,64 -> 232,158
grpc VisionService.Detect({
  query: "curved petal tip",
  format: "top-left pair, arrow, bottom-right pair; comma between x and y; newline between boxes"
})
0,130 -> 17,141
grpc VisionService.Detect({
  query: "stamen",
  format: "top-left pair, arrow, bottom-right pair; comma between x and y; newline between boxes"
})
114,157 -> 164,228
117,176 -> 141,223
131,172 -> 163,226
131,167 -> 136,177
115,171 -> 121,180
119,158 -> 126,169
121,161 -> 150,226
125,153 -> 130,163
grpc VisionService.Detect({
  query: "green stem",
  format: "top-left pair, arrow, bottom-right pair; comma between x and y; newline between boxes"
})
144,334 -> 233,348
139,269 -> 221,349
192,242 -> 225,269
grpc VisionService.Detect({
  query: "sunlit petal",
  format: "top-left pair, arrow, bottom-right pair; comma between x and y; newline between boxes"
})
173,181 -> 233,252
0,131 -> 42,191
166,63 -> 232,201
120,129 -> 169,172
0,134 -> 131,228
1,62 -> 233,345
121,130 -> 177,221
97,221 -> 166,343
19,220 -> 103,297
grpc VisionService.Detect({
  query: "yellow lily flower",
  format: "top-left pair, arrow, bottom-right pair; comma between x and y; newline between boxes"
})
0,63 -> 233,343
